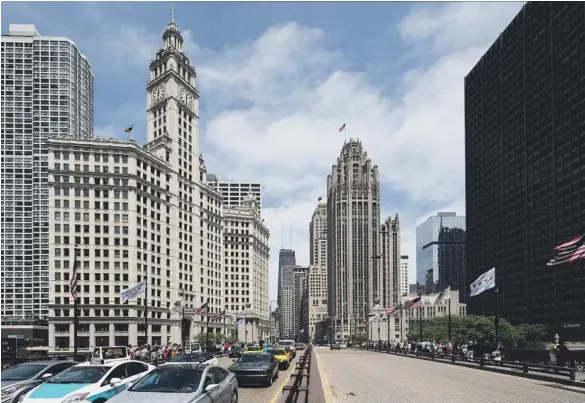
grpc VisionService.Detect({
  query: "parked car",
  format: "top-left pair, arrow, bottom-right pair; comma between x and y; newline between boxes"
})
228,352 -> 279,387
0,360 -> 78,403
330,343 -> 341,350
106,363 -> 238,403
166,352 -> 218,366
18,357 -> 153,403
228,347 -> 244,359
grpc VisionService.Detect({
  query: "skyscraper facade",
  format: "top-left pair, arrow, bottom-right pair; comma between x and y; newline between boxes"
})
465,2 -> 585,329
276,249 -> 296,312
1,24 -> 94,319
206,174 -> 261,214
308,199 -> 328,340
416,212 -> 466,299
400,255 -> 409,297
380,214 -> 401,307
280,265 -> 307,339
46,16 -> 231,349
327,139 -> 381,341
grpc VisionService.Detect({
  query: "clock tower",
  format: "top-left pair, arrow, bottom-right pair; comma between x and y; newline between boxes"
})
146,9 -> 200,180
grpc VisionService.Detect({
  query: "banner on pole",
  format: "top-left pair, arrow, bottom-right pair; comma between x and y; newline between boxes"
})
121,281 -> 146,303
470,267 -> 496,297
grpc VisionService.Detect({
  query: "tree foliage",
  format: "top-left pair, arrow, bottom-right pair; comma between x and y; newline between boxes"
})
407,315 -> 547,348
193,331 -> 236,346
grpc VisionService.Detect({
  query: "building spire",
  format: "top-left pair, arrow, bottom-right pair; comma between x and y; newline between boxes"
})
171,1 -> 175,24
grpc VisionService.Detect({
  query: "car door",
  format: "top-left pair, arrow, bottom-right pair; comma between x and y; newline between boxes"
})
124,362 -> 150,388
200,371 -> 220,403
209,368 -> 230,403
92,363 -> 129,401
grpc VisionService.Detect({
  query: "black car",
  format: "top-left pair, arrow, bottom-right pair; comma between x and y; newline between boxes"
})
228,347 -> 244,358
228,352 -> 279,387
330,343 -> 341,350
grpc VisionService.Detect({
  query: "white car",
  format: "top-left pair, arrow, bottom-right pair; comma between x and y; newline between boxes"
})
19,358 -> 154,403
339,344 -> 347,349
165,352 -> 218,366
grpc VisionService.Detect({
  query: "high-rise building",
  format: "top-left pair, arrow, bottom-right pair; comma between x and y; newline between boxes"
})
224,194 -> 271,340
380,214 -> 401,307
400,255 -> 409,297
276,249 -> 296,319
280,265 -> 308,340
46,16 -> 228,350
327,139 -> 381,341
465,2 -> 585,329
308,199 -> 328,340
416,212 -> 466,299
1,24 -> 94,320
206,174 -> 261,214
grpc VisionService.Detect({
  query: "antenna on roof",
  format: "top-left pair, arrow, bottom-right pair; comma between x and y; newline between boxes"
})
281,224 -> 284,249
290,226 -> 292,249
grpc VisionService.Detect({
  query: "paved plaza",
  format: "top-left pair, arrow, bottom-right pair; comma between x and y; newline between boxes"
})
313,347 -> 585,403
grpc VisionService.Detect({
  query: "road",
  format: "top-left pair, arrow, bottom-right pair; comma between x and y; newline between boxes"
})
313,347 -> 585,402
216,353 -> 298,403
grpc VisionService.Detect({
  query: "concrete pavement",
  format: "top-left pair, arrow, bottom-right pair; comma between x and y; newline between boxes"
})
313,347 -> 585,402
216,354 -> 297,403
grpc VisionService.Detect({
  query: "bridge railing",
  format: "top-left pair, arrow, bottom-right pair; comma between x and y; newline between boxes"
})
276,344 -> 326,403
357,346 -> 581,382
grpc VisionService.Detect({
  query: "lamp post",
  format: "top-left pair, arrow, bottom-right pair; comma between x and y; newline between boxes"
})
245,303 -> 251,344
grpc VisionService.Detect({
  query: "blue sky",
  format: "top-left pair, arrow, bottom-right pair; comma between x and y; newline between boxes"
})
2,1 -> 524,301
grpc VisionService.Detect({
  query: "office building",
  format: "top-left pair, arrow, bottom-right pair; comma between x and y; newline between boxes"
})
400,256 -> 409,297
380,214 -> 401,307
327,139 -> 381,341
1,24 -> 94,320
308,198 -> 328,340
280,265 -> 308,340
416,212 -> 466,299
225,194 -> 271,342
276,248 -> 296,327
207,174 -> 261,213
465,2 -> 585,329
46,16 -> 227,350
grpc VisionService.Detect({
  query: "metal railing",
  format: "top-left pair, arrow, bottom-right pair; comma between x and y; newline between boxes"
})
276,345 -> 326,403
357,346 -> 583,383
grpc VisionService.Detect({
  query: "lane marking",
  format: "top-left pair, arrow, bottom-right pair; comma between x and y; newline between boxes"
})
268,358 -> 296,403
313,347 -> 335,402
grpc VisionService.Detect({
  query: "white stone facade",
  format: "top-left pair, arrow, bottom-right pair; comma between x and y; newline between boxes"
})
308,200 -> 328,340
400,256 -> 409,297
46,18 -> 230,352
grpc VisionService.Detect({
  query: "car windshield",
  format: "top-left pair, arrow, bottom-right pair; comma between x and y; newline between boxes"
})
238,354 -> 270,363
130,366 -> 203,393
1,364 -> 48,380
48,366 -> 111,384
169,353 -> 204,362
267,349 -> 286,355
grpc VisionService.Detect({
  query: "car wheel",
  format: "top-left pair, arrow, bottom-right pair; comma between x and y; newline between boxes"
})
266,375 -> 273,387
230,390 -> 238,403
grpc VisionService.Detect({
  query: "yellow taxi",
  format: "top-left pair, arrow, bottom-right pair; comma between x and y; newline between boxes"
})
266,347 -> 291,369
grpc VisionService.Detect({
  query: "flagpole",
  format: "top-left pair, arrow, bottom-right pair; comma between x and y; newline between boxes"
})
223,309 -> 227,344
144,272 -> 148,345
180,292 -> 185,344
448,296 -> 452,342
400,307 -> 403,342
205,298 -> 210,349
494,286 -> 500,347
72,246 -> 79,360
418,286 -> 423,342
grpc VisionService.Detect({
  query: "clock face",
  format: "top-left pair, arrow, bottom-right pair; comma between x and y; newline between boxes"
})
179,86 -> 186,104
186,94 -> 193,108
152,87 -> 159,104
158,85 -> 165,100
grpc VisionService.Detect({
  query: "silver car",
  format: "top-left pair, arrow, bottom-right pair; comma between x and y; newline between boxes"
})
106,363 -> 238,403
1,361 -> 77,403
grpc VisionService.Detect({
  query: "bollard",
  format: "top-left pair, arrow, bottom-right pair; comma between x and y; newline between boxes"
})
479,357 -> 485,367
522,362 -> 528,373
451,354 -> 455,363
570,368 -> 576,381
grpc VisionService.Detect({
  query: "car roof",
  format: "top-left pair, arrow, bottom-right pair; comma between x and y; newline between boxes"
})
16,361 -> 67,366
75,359 -> 131,367
241,352 -> 270,356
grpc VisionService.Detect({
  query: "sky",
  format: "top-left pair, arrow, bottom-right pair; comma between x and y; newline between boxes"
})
2,0 -> 525,302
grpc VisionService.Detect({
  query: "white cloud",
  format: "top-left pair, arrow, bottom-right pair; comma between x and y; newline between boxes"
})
193,3 -> 520,298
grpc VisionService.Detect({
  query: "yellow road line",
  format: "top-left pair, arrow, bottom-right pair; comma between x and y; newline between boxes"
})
268,360 -> 295,403
313,347 -> 335,402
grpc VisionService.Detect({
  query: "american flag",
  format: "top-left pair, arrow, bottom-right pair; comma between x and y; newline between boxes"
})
70,251 -> 80,301
385,306 -> 396,315
405,296 -> 422,309
338,123 -> 346,132
196,301 -> 209,314
547,234 -> 585,266
212,310 -> 226,321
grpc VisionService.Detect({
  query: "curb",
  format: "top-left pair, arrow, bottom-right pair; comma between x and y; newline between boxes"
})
363,349 -> 585,389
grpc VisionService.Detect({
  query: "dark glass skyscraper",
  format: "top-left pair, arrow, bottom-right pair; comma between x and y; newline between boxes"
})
416,213 -> 466,300
465,2 -> 585,333
277,249 -> 296,309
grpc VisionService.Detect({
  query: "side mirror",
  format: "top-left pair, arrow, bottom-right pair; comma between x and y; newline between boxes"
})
110,377 -> 122,386
41,373 -> 53,379
205,383 -> 219,392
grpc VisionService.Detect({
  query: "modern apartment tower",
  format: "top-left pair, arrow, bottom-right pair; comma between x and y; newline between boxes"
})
276,249 -> 296,312
465,2 -> 585,331
1,24 -> 94,319
400,256 -> 409,297
416,212 -> 466,299
327,139 -> 381,341
280,265 -> 308,340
